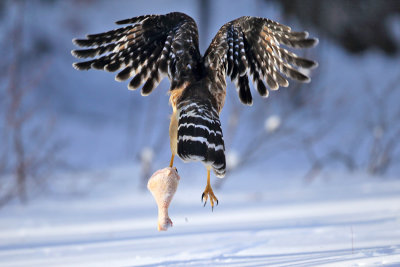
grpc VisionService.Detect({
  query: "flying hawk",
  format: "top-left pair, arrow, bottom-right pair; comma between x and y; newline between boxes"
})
72,12 -> 318,209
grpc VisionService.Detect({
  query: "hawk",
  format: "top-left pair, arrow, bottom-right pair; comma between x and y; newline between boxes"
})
72,12 -> 318,209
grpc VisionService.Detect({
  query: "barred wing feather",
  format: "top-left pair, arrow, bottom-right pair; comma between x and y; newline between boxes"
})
72,12 -> 202,95
204,16 -> 318,105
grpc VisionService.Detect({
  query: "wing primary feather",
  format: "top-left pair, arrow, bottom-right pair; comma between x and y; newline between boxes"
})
86,25 -> 135,39
252,36 -> 279,90
116,66 -> 134,81
266,74 -> 278,90
263,18 -> 291,32
237,75 -> 253,105
141,68 -> 162,95
72,26 -> 137,47
72,41 -> 122,59
140,46 -> 165,94
251,65 -> 269,97
128,70 -> 146,90
73,31 -> 162,73
115,15 -> 151,25
244,36 -> 269,97
128,41 -> 164,90
257,79 -> 268,97
72,60 -> 95,71
265,39 -> 311,83
278,47 -> 318,68
276,36 -> 318,48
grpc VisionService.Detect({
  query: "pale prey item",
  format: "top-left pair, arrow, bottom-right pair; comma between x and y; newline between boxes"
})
147,167 -> 180,231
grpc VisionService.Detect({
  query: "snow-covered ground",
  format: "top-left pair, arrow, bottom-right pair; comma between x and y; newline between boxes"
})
0,165 -> 399,266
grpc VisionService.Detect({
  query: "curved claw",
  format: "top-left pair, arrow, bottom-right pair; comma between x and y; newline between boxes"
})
201,187 -> 218,210
212,199 -> 218,212
202,169 -> 219,211
202,192 -> 207,206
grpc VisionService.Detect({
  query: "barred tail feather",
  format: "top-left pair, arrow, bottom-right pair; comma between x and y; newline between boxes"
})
177,101 -> 226,177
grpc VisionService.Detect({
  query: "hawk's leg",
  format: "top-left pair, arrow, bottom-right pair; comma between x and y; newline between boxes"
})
169,108 -> 178,168
169,154 -> 175,168
201,168 -> 218,211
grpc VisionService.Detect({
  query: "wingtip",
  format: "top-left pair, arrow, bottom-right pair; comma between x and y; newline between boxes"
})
140,90 -> 151,96
71,49 -> 82,58
270,84 -> 279,91
281,79 -> 289,88
127,83 -> 137,91
72,61 -> 93,71
72,62 -> 80,70
261,89 -> 270,98
312,37 -> 319,47
72,38 -> 79,46
72,38 -> 87,47
115,18 -> 131,25
302,76 -> 311,83
310,61 -> 319,69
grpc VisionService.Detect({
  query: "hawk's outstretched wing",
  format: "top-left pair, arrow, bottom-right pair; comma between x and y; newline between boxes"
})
204,16 -> 318,106
72,12 -> 201,95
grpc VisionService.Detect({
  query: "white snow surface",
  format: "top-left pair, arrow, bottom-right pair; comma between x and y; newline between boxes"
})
0,165 -> 399,267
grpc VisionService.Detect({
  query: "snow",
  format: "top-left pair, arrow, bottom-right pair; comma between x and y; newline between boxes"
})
140,147 -> 155,163
226,150 -> 240,170
0,166 -> 399,266
264,115 -> 281,133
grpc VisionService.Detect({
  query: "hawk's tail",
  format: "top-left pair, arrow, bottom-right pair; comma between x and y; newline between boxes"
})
177,101 -> 226,178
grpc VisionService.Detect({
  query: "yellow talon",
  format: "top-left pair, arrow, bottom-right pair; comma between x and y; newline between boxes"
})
201,168 -> 219,211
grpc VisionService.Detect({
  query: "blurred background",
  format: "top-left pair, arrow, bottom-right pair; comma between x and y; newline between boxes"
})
1,0 -> 399,206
